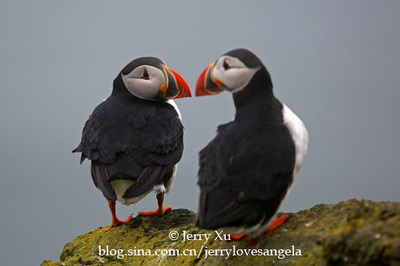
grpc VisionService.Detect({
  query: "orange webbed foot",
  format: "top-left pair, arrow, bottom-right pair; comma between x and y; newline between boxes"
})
105,215 -> 132,231
228,215 -> 290,244
140,206 -> 172,216
230,233 -> 246,241
140,193 -> 171,216
266,215 -> 290,232
230,233 -> 260,244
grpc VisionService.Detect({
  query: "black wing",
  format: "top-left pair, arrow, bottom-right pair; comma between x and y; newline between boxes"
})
196,122 -> 295,229
73,96 -> 184,199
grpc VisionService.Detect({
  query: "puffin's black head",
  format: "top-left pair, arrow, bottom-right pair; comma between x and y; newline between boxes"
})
114,57 -> 191,100
195,48 -> 272,97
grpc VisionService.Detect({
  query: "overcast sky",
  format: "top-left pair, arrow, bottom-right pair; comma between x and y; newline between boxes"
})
1,1 -> 400,265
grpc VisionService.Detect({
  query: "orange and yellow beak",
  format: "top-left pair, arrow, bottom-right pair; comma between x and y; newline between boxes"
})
195,62 -> 224,97
161,66 -> 191,99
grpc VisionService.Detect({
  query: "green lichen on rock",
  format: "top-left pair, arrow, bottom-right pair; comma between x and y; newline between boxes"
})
42,199 -> 400,266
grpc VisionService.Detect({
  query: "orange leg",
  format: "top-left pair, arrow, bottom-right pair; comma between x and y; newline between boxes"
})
105,200 -> 132,231
139,193 -> 172,216
230,215 -> 290,244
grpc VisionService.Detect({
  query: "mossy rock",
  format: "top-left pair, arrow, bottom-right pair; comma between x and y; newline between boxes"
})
42,200 -> 400,265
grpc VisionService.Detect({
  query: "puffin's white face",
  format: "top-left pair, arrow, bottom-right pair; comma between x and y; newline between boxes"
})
121,65 -> 166,100
213,55 -> 260,93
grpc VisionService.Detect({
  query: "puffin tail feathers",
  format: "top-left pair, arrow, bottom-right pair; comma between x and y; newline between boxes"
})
122,164 -> 174,199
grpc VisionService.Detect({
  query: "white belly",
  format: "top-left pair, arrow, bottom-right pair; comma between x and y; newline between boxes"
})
282,104 -> 309,180
109,179 -> 150,205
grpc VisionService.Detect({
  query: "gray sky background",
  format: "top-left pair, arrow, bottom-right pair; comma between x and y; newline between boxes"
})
1,1 -> 399,265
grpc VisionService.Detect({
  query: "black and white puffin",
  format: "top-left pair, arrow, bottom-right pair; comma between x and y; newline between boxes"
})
195,48 -> 308,243
73,57 -> 191,231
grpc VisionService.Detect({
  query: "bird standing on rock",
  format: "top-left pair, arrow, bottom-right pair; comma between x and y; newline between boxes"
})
195,48 -> 308,244
73,57 -> 191,231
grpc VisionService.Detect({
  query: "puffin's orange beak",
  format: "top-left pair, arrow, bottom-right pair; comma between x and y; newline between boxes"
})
195,62 -> 224,97
163,67 -> 191,99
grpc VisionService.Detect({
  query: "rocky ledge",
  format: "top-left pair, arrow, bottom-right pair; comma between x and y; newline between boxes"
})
42,199 -> 400,265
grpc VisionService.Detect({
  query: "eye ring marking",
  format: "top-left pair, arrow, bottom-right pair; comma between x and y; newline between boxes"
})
142,69 -> 150,79
223,60 -> 230,70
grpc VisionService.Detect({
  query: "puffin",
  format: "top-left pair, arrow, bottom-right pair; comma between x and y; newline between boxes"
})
195,48 -> 308,243
73,57 -> 191,231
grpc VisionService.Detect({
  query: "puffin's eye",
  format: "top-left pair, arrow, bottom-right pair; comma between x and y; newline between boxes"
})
142,70 -> 150,79
223,61 -> 230,70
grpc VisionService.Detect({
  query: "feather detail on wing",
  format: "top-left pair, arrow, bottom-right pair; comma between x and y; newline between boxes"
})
122,164 -> 175,198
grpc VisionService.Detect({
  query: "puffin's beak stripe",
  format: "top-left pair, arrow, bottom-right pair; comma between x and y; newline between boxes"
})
160,66 -> 169,92
209,63 -> 223,86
